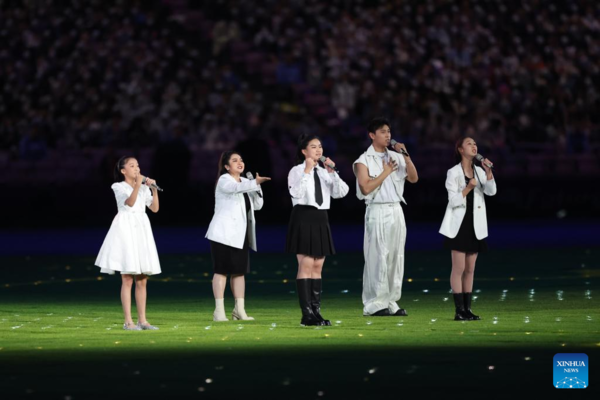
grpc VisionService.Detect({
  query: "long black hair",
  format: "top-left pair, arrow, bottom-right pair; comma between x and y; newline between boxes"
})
216,150 -> 241,186
296,133 -> 321,164
454,136 -> 473,164
113,156 -> 135,182
454,136 -> 482,188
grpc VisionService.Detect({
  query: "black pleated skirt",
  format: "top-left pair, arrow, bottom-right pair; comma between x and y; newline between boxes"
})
286,205 -> 335,257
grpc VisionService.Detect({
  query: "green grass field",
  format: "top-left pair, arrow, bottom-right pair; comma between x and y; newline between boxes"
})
1,249 -> 598,397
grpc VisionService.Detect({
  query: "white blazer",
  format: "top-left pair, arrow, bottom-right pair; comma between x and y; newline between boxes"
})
205,174 -> 264,251
439,164 -> 497,240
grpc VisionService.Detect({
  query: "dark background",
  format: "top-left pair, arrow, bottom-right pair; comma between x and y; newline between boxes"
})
1,0 -> 598,231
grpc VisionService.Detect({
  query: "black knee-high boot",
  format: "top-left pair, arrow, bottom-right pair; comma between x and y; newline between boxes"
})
453,293 -> 471,321
310,279 -> 331,326
297,279 -> 321,326
463,292 -> 480,320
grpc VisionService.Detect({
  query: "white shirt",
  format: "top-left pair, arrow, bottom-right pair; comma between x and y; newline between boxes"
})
353,145 -> 407,205
288,162 -> 350,209
371,151 -> 401,203
112,182 -> 154,213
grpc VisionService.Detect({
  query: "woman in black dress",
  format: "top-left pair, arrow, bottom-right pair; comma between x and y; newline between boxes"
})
439,137 -> 496,321
286,134 -> 349,326
205,151 -> 271,321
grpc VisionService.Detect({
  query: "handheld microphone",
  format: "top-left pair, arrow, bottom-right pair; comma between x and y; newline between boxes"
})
142,177 -> 163,192
319,156 -> 339,173
246,172 -> 263,197
475,154 -> 494,169
390,139 -> 409,157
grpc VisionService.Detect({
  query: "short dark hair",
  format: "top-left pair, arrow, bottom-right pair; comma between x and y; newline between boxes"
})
296,133 -> 321,164
114,156 -> 135,182
367,117 -> 391,135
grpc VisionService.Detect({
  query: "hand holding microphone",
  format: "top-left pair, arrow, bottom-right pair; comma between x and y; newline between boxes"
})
142,177 -> 163,191
319,156 -> 339,173
390,139 -> 409,157
475,153 -> 494,170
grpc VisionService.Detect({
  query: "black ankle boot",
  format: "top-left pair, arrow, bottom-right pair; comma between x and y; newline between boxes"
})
453,293 -> 471,321
296,279 -> 322,326
463,292 -> 480,320
310,279 -> 331,326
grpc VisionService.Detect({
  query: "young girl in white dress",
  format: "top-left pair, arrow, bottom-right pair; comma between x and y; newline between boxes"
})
95,156 -> 162,331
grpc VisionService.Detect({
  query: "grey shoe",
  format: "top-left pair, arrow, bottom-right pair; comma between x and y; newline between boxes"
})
123,322 -> 141,331
137,321 -> 159,330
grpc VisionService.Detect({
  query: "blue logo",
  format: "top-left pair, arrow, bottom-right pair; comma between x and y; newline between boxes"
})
554,353 -> 588,389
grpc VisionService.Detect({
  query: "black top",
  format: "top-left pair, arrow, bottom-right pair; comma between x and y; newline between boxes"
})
243,192 -> 251,214
443,174 -> 488,253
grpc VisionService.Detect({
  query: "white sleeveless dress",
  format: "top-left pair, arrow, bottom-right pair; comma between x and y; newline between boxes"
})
95,182 -> 162,275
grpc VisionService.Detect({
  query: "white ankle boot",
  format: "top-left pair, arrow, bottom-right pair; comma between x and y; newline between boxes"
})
232,298 -> 254,321
213,298 -> 229,321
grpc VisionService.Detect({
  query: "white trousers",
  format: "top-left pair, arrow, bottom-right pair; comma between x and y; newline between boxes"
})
362,203 -> 407,315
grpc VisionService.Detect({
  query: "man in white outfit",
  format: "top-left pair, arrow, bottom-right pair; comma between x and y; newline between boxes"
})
353,117 -> 419,316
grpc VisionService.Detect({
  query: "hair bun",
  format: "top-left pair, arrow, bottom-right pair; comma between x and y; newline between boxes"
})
297,133 -> 308,146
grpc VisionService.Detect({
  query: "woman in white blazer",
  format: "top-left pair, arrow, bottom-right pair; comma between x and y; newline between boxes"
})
205,151 -> 271,322
439,137 -> 496,321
